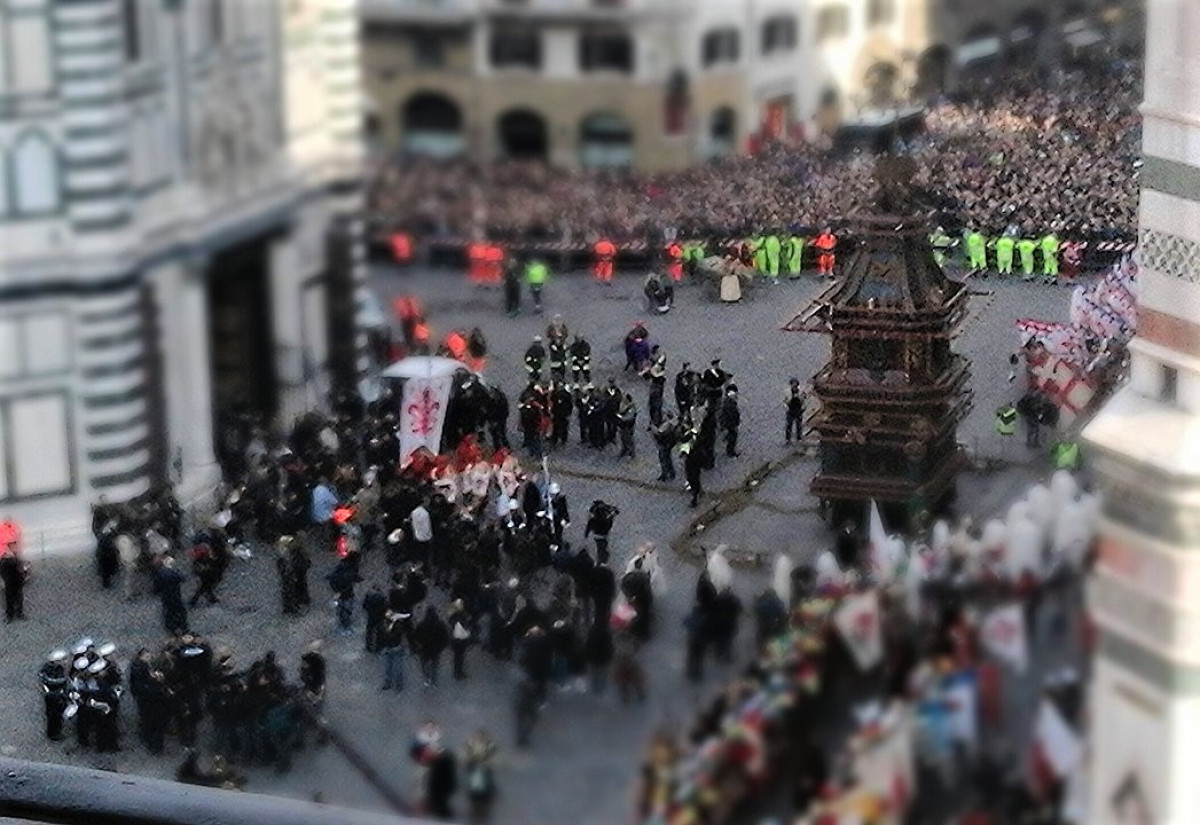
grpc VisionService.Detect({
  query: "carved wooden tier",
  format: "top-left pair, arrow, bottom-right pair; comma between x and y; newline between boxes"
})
786,157 -> 972,528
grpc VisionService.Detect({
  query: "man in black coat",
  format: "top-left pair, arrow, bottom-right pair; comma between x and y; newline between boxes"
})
362,584 -> 388,653
0,547 -> 29,622
719,386 -> 741,458
589,561 -> 617,627
519,625 -> 553,703
153,557 -> 188,635
425,742 -> 458,820
413,607 -> 450,687
583,500 -> 618,564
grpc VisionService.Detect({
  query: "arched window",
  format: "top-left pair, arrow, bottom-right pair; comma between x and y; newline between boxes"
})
761,15 -> 797,55
402,93 -> 465,158
579,30 -> 633,73
12,132 -> 59,215
816,5 -> 850,43
867,0 -> 894,26
497,110 -> 549,160
579,112 -> 634,169
708,107 -> 737,156
1011,8 -> 1047,47
958,23 -> 1002,66
915,45 -> 951,95
702,28 -> 740,67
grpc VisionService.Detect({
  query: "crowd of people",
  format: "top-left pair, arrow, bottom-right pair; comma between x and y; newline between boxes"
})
43,317 -> 751,818
367,61 -> 1140,248
637,471 -> 1096,825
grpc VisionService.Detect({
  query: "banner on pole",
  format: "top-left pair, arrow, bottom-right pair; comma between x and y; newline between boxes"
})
835,590 -> 883,670
399,375 -> 452,460
981,603 -> 1029,672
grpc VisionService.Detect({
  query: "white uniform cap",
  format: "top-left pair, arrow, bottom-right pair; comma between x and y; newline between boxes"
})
88,660 -> 108,674
49,650 -> 68,663
98,643 -> 117,658
74,657 -> 90,671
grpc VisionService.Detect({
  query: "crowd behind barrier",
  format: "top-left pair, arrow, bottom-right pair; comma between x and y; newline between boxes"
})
368,61 -> 1141,279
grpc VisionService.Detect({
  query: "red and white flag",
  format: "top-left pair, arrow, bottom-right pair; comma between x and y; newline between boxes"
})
1032,698 -> 1082,790
399,375 -> 452,460
980,603 -> 1029,672
834,590 -> 883,670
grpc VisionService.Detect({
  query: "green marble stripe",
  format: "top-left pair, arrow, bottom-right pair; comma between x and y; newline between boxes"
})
1143,155 -> 1200,203
1100,629 -> 1200,695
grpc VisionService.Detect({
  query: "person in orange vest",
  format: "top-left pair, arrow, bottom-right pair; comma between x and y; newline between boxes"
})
394,296 -> 423,347
483,243 -> 505,286
593,237 -> 617,284
813,228 -> 837,276
444,329 -> 468,362
389,232 -> 413,265
467,241 -> 488,286
665,240 -> 684,283
412,317 -> 431,354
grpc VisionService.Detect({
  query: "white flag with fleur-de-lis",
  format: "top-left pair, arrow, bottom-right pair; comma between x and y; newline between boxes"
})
399,375 -> 453,460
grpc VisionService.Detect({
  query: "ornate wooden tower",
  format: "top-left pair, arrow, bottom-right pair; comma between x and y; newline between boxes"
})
786,157 -> 972,528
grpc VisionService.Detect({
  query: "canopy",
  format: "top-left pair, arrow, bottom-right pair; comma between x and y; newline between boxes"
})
381,356 -> 468,379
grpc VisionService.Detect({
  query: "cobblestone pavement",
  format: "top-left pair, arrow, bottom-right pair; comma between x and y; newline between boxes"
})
0,265 -> 1075,824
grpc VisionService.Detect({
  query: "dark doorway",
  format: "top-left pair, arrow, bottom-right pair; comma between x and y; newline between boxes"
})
497,109 -> 549,160
140,282 -> 169,488
207,238 -> 276,477
915,45 -> 951,96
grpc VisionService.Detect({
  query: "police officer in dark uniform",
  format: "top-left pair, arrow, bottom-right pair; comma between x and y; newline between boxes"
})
550,382 -> 573,448
569,335 -> 592,384
674,362 -> 695,419
487,386 -> 510,451
524,336 -> 546,383
39,650 -> 70,741
91,658 -> 123,753
602,379 -> 621,446
682,430 -> 704,508
547,335 -> 567,383
701,359 -> 729,407
785,378 -> 807,444
719,385 -> 741,458
652,413 -> 679,482
574,384 -> 593,445
647,351 -> 666,426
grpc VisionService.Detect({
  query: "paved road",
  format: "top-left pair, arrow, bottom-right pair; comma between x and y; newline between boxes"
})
0,265 -> 1075,824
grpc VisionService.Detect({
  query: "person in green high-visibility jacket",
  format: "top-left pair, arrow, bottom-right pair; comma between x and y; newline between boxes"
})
750,234 -> 767,274
995,234 -> 1016,276
763,233 -> 782,282
995,403 -> 1018,436
1053,440 -> 1080,470
1017,237 -> 1038,280
784,234 -> 804,279
929,227 -> 954,268
1040,233 -> 1060,284
682,240 -> 706,278
965,227 -> 987,275
524,257 -> 548,314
